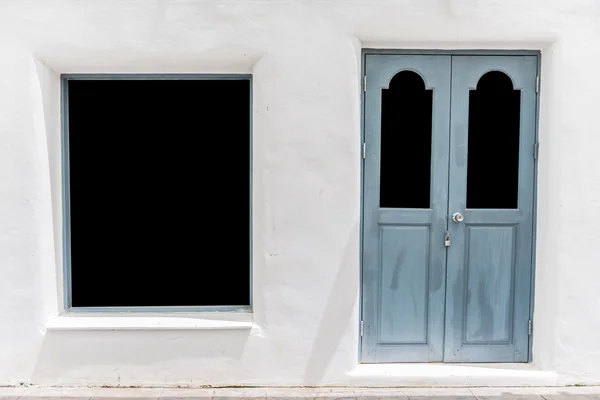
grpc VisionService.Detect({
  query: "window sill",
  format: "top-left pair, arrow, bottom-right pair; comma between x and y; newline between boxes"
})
46,314 -> 255,331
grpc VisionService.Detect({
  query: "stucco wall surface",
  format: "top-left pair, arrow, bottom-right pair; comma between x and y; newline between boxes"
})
0,0 -> 600,388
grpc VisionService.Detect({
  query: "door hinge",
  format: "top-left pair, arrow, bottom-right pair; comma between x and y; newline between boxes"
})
360,320 -> 364,336
362,142 -> 366,159
363,75 -> 367,92
528,319 -> 533,336
536,76 -> 539,93
533,142 -> 539,160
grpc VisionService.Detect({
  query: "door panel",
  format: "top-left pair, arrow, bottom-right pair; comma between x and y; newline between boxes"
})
379,226 -> 430,344
443,56 -> 537,362
362,55 -> 451,362
463,225 -> 515,345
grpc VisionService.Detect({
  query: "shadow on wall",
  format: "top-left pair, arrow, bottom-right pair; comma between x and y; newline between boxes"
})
30,330 -> 251,385
304,223 -> 360,384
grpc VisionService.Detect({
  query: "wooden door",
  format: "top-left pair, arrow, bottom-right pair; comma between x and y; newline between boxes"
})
361,55 -> 451,362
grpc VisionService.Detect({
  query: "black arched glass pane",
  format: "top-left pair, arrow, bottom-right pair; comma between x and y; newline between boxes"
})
466,71 -> 521,209
380,71 -> 433,208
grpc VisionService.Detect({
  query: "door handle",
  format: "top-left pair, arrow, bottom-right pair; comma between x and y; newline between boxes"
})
452,212 -> 464,223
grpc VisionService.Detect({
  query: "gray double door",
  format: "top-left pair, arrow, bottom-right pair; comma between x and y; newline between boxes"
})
361,54 -> 538,363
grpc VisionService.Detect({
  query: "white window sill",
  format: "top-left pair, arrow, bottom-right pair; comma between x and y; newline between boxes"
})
46,314 -> 255,331
347,363 -> 558,387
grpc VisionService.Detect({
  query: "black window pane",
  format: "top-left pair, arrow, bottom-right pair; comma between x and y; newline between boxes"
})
68,79 -> 251,307
466,71 -> 521,209
380,71 -> 433,209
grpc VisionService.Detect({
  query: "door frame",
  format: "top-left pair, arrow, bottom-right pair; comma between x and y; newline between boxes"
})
358,49 -> 542,363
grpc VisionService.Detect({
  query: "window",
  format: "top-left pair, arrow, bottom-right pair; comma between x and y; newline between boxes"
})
380,71 -> 433,209
63,75 -> 252,310
466,71 -> 520,209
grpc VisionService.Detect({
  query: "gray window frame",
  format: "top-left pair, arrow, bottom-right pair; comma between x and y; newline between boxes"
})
61,74 -> 253,313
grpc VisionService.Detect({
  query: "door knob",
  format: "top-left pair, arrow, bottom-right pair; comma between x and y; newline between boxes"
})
452,212 -> 464,223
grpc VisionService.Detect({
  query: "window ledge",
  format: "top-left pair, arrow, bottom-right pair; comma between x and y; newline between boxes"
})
46,314 -> 255,331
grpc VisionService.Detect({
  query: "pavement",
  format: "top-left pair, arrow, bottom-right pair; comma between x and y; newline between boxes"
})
1,387 -> 600,400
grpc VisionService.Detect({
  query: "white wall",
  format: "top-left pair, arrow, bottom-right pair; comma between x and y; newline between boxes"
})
1,0 -> 600,387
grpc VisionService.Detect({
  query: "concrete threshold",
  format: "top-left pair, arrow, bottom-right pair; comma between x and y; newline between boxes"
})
346,364 -> 558,387
2,386 -> 600,400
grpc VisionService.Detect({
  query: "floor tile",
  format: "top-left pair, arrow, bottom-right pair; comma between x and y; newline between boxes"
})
0,386 -> 27,400
21,387 -> 93,400
89,388 -> 162,400
402,388 -> 475,399
354,388 -> 409,400
159,388 -> 214,400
